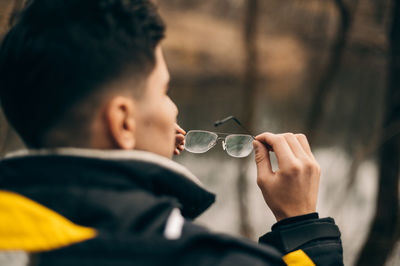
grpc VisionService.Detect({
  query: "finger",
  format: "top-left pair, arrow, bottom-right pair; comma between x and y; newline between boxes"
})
283,133 -> 309,160
295,134 -> 315,159
175,134 -> 185,146
177,144 -> 184,151
175,134 -> 185,142
174,148 -> 180,155
255,133 -> 296,168
253,140 -> 274,176
175,124 -> 186,135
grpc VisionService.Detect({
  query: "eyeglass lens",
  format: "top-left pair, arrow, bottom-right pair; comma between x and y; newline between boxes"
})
184,130 -> 217,153
225,135 -> 253,158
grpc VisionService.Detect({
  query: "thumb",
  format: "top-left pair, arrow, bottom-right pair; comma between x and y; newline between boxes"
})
253,140 -> 274,177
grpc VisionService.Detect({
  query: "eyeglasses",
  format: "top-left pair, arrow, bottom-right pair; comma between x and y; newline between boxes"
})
184,116 -> 255,158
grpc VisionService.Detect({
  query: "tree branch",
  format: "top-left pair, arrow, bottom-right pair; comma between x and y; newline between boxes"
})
305,0 -> 355,142
356,0 -> 400,264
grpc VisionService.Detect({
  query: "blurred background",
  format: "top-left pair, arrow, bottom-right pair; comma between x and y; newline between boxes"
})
1,0 -> 399,265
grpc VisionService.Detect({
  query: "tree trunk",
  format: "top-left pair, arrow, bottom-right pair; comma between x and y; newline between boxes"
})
355,0 -> 400,265
305,0 -> 355,142
236,0 -> 260,238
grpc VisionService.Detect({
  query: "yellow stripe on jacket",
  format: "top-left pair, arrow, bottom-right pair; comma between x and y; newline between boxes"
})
0,190 -> 96,252
283,250 -> 316,266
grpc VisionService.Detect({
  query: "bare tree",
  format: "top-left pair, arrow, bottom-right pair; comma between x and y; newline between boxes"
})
356,0 -> 400,264
236,0 -> 260,238
305,0 -> 357,142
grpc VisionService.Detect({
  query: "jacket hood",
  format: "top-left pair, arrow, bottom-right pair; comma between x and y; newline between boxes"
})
0,148 -> 216,220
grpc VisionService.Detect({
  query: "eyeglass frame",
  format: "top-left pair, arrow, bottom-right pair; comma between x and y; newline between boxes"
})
184,129 -> 255,156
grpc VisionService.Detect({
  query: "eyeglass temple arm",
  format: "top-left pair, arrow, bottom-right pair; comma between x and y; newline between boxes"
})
214,116 -> 255,139
214,116 -> 273,151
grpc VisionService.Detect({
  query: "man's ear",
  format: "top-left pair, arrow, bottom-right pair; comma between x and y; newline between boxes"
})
104,96 -> 136,150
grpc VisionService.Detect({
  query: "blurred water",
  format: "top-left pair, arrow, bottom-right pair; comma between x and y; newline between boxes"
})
175,146 -> 379,266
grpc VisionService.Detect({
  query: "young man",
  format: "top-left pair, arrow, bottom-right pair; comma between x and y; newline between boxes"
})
0,0 -> 343,265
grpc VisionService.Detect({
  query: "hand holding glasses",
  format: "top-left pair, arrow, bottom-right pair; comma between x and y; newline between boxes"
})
183,116 -> 321,222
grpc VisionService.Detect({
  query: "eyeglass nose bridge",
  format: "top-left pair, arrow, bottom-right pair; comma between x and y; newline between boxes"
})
222,140 -> 226,150
203,136 -> 226,152
216,136 -> 227,150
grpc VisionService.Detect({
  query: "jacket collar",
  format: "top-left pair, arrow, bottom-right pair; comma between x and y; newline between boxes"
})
1,148 -> 216,219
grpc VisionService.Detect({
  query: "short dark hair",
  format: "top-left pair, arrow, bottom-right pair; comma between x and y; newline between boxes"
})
0,0 -> 165,148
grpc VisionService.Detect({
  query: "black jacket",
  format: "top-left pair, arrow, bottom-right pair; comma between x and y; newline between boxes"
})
0,149 -> 343,265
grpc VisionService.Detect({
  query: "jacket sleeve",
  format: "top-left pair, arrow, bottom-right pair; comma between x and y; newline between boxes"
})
258,213 -> 344,266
